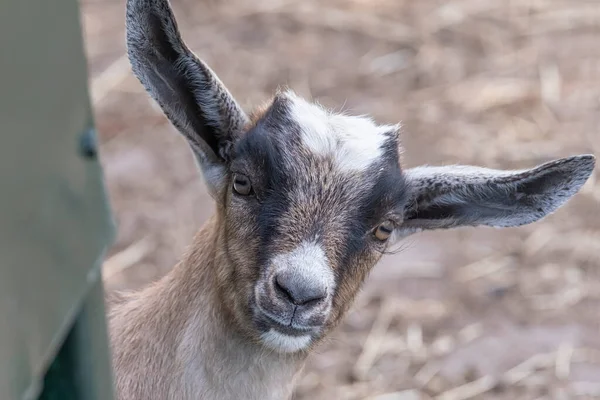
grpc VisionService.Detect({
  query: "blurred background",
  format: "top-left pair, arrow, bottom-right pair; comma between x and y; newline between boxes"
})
83,0 -> 600,398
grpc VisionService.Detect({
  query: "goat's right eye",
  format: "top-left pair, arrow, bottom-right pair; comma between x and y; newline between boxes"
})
233,174 -> 252,196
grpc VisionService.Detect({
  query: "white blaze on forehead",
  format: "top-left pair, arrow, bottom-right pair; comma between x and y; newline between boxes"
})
286,92 -> 395,172
260,330 -> 312,353
271,241 -> 336,293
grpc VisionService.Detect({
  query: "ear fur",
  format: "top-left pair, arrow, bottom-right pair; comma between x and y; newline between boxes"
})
398,155 -> 595,235
125,0 -> 249,195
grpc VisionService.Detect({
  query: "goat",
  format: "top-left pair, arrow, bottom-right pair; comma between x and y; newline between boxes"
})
108,0 -> 596,398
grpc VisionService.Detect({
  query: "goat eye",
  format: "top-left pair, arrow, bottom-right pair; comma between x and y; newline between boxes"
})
374,220 -> 394,241
232,174 -> 252,196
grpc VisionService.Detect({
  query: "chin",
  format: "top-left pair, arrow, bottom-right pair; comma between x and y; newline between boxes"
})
260,329 -> 313,353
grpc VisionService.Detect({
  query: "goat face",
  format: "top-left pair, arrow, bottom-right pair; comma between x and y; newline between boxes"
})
126,0 -> 595,354
221,92 -> 408,352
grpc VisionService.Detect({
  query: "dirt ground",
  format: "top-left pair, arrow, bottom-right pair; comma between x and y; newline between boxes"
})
82,0 -> 600,398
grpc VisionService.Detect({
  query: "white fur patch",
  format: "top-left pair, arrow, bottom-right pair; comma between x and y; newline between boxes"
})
286,92 -> 394,172
260,329 -> 312,353
272,241 -> 335,293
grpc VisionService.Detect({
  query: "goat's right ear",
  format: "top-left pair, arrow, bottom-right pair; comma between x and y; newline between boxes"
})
125,0 -> 249,196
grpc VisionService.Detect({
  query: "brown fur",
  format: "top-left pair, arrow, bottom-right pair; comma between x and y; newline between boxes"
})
247,98 -> 274,128
108,214 -> 306,400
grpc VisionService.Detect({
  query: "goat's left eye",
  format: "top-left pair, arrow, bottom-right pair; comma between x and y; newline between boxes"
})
233,174 -> 252,196
374,220 -> 394,241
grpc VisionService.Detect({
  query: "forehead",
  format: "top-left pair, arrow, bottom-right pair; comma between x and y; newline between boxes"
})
284,92 -> 398,172
233,91 -> 408,222
240,91 -> 401,174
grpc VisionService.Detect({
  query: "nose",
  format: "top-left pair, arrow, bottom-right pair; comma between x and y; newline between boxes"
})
274,271 -> 327,306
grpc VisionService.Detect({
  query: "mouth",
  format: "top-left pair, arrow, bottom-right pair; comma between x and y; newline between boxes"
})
253,307 -> 320,353
259,311 -> 315,336
255,307 -> 318,336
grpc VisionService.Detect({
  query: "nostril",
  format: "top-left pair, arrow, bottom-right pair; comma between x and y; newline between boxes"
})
274,273 -> 327,306
274,275 -> 296,303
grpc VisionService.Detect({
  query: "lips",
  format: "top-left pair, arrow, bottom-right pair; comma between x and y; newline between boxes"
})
255,306 -> 317,336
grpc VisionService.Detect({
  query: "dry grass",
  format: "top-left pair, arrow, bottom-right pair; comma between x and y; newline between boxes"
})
82,0 -> 600,398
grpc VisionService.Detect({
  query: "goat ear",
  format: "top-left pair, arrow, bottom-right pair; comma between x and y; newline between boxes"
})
397,155 -> 595,236
125,0 -> 249,195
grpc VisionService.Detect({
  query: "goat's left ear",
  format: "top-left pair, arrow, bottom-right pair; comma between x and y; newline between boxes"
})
125,0 -> 249,197
398,155 -> 595,235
